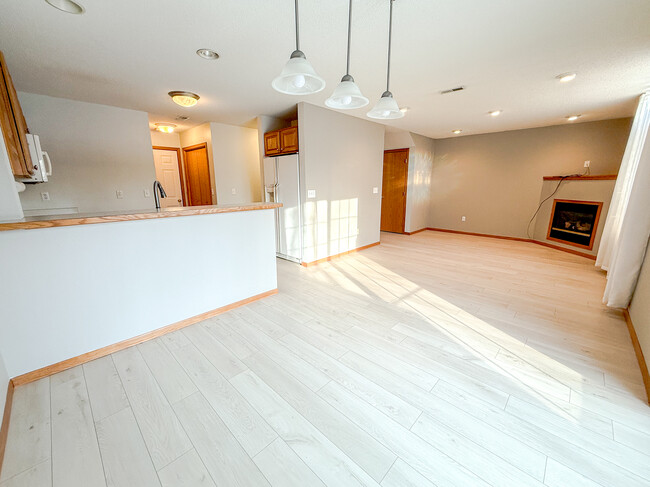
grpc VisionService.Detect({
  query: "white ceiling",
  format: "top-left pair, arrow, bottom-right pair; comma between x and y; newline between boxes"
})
1,0 -> 649,139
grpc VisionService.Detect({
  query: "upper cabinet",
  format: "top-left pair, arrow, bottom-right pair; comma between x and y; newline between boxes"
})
264,127 -> 298,156
0,51 -> 33,177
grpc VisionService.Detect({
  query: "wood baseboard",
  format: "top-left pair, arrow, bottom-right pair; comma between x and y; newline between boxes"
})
301,242 -> 380,267
426,227 -> 531,243
404,228 -> 428,236
11,288 -> 278,387
425,227 -> 596,260
0,381 -> 14,479
530,240 -> 596,260
623,309 -> 650,405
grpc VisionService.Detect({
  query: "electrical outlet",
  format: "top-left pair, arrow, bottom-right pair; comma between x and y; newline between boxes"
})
231,188 -> 237,195
144,189 -> 151,197
461,216 -> 466,222
307,189 -> 316,198
372,187 -> 379,194
584,160 -> 591,168
41,192 -> 50,201
116,190 -> 124,199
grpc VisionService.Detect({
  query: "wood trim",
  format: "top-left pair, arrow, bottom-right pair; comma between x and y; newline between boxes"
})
301,242 -> 380,267
424,228 -> 597,260
0,380 -> 14,479
530,240 -> 597,260
623,309 -> 650,405
425,227 -> 531,243
152,145 -> 187,205
543,175 -> 617,181
0,203 -> 282,232
546,199 -> 603,251
10,289 -> 279,386
405,228 -> 428,236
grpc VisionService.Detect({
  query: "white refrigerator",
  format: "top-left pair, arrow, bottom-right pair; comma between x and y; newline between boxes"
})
264,154 -> 302,263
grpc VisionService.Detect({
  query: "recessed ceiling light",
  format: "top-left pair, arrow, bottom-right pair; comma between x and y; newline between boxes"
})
489,110 -> 502,117
196,49 -> 219,60
557,73 -> 577,83
452,129 -> 462,134
155,123 -> 177,133
45,0 -> 84,14
168,91 -> 200,107
566,115 -> 581,121
399,107 -> 410,113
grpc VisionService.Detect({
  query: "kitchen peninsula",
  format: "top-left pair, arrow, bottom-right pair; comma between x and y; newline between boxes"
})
0,202 -> 281,383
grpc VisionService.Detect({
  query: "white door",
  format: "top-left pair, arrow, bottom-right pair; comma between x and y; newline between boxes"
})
153,149 -> 183,207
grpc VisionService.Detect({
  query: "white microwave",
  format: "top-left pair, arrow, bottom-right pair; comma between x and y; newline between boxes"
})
16,134 -> 52,183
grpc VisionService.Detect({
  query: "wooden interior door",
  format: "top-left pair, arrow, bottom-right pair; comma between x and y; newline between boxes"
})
182,143 -> 213,206
152,147 -> 184,207
380,149 -> 409,233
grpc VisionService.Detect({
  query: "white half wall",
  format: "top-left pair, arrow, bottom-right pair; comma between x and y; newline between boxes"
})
0,210 -> 277,378
17,92 -> 156,215
210,122 -> 261,204
298,103 -> 384,263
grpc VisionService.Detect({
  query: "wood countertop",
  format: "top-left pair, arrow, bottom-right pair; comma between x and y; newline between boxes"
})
0,202 -> 282,231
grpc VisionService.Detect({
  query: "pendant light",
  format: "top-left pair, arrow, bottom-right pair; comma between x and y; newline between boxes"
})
325,0 -> 368,109
367,0 -> 404,119
272,0 -> 325,95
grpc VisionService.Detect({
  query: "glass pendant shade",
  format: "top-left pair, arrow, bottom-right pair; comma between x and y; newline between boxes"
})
367,91 -> 403,119
272,50 -> 325,95
325,75 -> 368,109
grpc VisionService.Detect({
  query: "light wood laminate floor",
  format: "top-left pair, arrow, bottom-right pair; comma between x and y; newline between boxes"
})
2,231 -> 649,487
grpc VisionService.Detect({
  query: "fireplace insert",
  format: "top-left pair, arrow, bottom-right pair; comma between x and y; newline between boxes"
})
546,199 -> 603,250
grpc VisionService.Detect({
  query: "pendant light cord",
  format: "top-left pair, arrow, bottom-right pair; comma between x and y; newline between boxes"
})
346,0 -> 353,75
386,0 -> 394,92
295,0 -> 300,51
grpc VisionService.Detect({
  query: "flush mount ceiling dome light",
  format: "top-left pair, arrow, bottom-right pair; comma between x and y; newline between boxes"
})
196,49 -> 219,60
45,0 -> 85,14
325,0 -> 368,109
368,0 -> 404,120
155,123 -> 177,133
557,72 -> 576,82
168,91 -> 200,107
272,0 -> 325,95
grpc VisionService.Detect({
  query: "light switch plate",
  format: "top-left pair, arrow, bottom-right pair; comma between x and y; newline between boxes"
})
372,187 -> 379,194
231,188 -> 237,195
116,190 -> 124,199
41,192 -> 50,201
461,216 -> 466,222
307,189 -> 316,198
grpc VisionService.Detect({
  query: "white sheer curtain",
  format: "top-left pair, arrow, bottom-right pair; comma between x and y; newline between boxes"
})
597,93 -> 650,308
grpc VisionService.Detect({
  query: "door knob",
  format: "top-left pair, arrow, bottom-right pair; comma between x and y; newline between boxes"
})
178,199 -> 182,203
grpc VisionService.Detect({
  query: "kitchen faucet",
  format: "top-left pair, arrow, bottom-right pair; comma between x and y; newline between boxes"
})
153,180 -> 167,209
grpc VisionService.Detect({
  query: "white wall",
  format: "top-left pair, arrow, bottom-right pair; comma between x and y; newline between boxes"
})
0,209 -> 277,378
179,124 -> 216,204
210,122 -> 261,204
630,245 -> 650,369
17,92 -> 156,215
150,130 -> 181,148
298,103 -> 385,263
0,351 -> 8,419
0,129 -> 24,221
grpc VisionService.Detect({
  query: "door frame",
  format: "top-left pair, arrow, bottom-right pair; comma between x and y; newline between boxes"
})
152,145 -> 187,205
181,142 -> 214,206
382,148 -> 410,234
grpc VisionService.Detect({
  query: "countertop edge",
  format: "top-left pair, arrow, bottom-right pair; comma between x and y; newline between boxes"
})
0,203 -> 283,231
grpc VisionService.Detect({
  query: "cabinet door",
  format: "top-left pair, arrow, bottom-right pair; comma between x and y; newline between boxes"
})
0,51 -> 33,176
264,131 -> 281,156
279,127 -> 298,154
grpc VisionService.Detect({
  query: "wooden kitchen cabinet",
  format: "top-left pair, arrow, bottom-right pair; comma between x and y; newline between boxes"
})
264,130 -> 281,156
0,50 -> 33,177
264,127 -> 298,156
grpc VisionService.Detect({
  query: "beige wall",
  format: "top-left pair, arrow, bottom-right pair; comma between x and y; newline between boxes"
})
209,122 -> 261,205
179,124 -> 216,204
406,134 -> 435,233
150,130 -> 181,148
18,92 -> 156,215
429,119 -> 631,238
630,244 -> 650,374
298,103 -> 385,263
